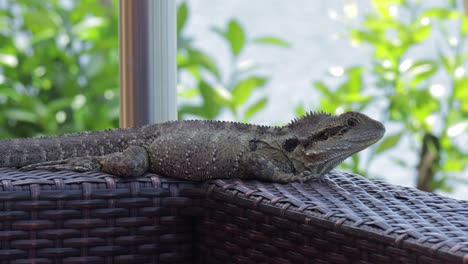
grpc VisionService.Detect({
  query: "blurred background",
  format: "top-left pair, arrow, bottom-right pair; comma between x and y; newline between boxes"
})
0,0 -> 466,198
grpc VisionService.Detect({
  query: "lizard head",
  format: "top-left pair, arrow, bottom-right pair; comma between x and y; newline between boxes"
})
285,111 -> 385,175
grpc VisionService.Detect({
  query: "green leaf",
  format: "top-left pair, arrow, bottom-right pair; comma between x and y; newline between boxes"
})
295,104 -> 306,116
344,67 -> 363,93
5,109 -> 38,123
178,105 -> 206,119
372,0 -> 403,19
214,19 -> 246,56
351,154 -> 360,174
443,159 -> 464,171
72,15 -> 107,40
23,10 -> 59,34
244,97 -> 267,121
343,93 -> 371,103
177,2 -> 188,34
408,60 -> 437,84
47,98 -> 73,112
0,87 -> 20,101
227,20 -> 246,56
422,8 -> 460,19
198,80 -> 221,119
410,21 -> 431,43
411,90 -> 439,124
462,16 -> 468,36
180,49 -> 221,80
442,153 -> 466,171
351,29 -> 380,45
376,131 -> 403,154
313,81 -> 333,97
232,76 -> 267,106
454,77 -> 468,100
439,54 -> 454,73
319,100 -> 338,113
178,87 -> 199,98
212,85 -> 233,106
253,36 -> 290,47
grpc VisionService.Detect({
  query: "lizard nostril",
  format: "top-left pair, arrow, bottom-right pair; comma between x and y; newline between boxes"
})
375,121 -> 384,129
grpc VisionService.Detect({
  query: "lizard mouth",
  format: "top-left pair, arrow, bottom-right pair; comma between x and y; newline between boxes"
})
304,130 -> 384,157
348,129 -> 385,146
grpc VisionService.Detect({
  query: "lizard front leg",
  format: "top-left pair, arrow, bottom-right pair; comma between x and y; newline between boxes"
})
20,145 -> 149,177
244,153 -> 315,183
297,169 -> 324,182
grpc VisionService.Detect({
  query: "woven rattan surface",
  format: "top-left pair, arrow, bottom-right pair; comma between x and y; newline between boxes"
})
0,168 -> 199,264
198,170 -> 468,264
1,168 -> 467,264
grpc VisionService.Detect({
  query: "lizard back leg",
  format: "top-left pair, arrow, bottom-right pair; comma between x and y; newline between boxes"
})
98,145 -> 149,177
20,157 -> 101,172
20,145 -> 149,177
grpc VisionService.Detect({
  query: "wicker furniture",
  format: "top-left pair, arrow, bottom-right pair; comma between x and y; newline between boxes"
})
0,168 -> 466,263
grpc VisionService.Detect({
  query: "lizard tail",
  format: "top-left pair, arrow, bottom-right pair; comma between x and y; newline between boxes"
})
0,127 -> 141,168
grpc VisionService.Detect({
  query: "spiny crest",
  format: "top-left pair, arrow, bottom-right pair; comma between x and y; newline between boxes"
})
169,119 -> 276,133
208,120 -> 272,130
288,111 -> 332,127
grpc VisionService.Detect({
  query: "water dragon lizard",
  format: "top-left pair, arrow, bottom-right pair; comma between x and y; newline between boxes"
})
0,112 -> 385,183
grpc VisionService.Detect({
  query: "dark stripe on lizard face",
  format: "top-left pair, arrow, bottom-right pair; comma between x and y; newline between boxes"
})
303,125 -> 348,148
249,139 -> 259,151
282,138 -> 299,152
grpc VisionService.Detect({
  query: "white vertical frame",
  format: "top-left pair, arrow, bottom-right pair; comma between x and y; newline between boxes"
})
148,0 -> 177,123
119,0 -> 177,128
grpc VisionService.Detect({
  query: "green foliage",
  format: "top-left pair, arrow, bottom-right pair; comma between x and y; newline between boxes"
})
306,0 -> 468,192
213,20 -> 246,56
0,0 -> 120,138
253,36 -> 290,47
375,132 -> 403,154
177,2 -> 289,121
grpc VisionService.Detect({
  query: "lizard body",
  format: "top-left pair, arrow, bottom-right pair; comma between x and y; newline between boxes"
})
0,112 -> 385,183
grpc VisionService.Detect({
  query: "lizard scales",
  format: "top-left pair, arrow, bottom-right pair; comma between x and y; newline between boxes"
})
0,112 -> 385,183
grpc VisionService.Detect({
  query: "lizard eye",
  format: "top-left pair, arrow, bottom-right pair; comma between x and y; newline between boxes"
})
347,117 -> 359,127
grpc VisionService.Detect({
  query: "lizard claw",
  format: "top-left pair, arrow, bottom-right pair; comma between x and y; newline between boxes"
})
295,171 -> 321,183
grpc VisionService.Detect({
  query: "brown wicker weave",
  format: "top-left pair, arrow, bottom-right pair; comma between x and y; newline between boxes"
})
0,168 -> 467,264
0,168 -> 199,264
197,170 -> 468,264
